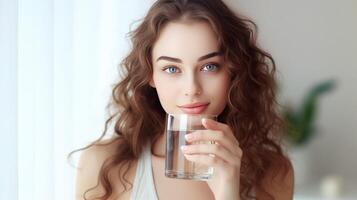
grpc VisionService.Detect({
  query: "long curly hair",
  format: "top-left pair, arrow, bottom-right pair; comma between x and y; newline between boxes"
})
70,0 -> 291,199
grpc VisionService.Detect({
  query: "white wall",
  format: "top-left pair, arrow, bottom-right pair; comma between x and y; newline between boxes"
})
226,0 -> 357,181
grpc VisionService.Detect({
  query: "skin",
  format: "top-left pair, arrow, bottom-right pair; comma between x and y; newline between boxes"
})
150,21 -> 231,117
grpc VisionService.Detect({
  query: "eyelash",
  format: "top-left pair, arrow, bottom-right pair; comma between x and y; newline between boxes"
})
162,63 -> 220,74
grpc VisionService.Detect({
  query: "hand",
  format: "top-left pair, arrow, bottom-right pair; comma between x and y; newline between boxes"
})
180,118 -> 243,200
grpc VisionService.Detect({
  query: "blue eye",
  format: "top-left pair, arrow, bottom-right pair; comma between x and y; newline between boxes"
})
202,63 -> 219,72
163,66 -> 179,74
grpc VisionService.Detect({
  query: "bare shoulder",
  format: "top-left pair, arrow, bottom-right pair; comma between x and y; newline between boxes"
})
256,157 -> 294,200
75,138 -> 137,200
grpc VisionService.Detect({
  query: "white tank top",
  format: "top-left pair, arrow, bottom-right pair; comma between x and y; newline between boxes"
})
130,143 -> 159,200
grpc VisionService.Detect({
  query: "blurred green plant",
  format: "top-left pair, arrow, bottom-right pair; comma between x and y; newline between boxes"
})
283,79 -> 336,147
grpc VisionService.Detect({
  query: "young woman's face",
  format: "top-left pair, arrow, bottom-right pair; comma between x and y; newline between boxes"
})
150,21 -> 231,115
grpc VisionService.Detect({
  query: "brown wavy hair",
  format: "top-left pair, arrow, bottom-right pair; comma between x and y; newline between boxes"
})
69,0 -> 291,199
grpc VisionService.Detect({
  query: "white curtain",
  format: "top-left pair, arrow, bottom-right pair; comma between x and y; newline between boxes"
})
0,0 -> 154,199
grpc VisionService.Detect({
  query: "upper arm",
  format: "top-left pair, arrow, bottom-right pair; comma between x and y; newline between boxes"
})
256,158 -> 295,200
75,145 -> 107,200
74,139 -> 135,200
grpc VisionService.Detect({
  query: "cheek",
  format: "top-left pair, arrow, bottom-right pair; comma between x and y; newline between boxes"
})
207,75 -> 230,114
154,78 -> 178,112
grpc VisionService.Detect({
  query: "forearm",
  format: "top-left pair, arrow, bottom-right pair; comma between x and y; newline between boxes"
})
214,178 -> 241,200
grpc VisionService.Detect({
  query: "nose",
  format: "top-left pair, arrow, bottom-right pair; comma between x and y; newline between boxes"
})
183,72 -> 202,96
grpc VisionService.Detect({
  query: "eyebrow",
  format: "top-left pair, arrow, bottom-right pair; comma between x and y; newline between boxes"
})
156,51 -> 223,63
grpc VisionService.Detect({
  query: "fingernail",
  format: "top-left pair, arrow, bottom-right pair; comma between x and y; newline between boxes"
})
180,145 -> 187,151
185,134 -> 193,140
184,154 -> 192,159
202,118 -> 214,124
208,154 -> 216,158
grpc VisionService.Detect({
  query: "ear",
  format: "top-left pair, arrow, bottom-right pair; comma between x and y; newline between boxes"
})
149,79 -> 156,88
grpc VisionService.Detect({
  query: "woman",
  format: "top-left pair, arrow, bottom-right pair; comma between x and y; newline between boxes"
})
73,0 -> 294,199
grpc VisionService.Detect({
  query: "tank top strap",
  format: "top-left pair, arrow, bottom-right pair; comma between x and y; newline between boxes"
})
130,142 -> 159,200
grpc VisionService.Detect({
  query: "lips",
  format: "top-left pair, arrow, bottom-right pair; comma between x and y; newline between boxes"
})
178,102 -> 210,114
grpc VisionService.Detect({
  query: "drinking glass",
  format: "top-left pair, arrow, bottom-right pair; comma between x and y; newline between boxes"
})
165,113 -> 217,180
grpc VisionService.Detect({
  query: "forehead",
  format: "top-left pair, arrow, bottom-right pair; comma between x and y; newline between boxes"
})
152,21 -> 219,61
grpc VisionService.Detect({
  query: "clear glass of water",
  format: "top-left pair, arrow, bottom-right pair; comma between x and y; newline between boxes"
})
165,113 -> 217,180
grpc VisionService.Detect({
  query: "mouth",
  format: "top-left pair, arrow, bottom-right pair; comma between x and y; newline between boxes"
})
178,103 -> 210,114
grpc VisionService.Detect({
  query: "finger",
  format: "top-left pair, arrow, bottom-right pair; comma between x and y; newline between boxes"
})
201,118 -> 237,143
183,153 -> 229,170
181,143 -> 241,166
185,130 -> 241,156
